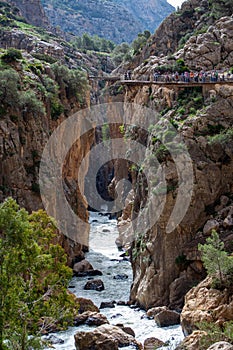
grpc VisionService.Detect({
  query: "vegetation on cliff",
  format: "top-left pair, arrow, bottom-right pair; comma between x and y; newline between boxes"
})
199,230 -> 233,286
0,47 -> 89,119
0,198 -> 76,350
41,0 -> 174,44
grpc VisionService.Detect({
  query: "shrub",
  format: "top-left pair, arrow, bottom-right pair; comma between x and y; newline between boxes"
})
197,321 -> 233,349
0,69 -> 20,106
32,53 -> 57,64
207,128 -> 233,146
1,48 -> 22,63
20,90 -> 45,116
51,64 -> 89,102
198,230 -> 233,284
50,97 -> 64,120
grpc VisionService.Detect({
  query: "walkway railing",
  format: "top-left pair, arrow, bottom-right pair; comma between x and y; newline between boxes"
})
89,74 -> 233,84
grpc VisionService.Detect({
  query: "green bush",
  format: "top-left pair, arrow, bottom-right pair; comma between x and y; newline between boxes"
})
198,321 -> 233,349
50,98 -> 64,120
51,64 -> 89,102
207,128 -> 233,146
1,48 -> 22,63
0,69 -> 20,106
20,90 -> 45,116
32,53 -> 57,64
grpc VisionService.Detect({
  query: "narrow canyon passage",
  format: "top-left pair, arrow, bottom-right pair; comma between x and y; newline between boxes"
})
44,212 -> 184,349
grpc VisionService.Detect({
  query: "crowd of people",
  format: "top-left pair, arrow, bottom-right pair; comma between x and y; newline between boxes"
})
153,70 -> 233,83
123,70 -> 233,83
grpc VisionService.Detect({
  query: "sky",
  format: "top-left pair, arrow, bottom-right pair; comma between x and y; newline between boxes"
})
167,0 -> 185,8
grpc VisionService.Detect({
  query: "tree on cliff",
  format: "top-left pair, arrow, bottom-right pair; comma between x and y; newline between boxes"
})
198,230 -> 233,284
0,198 -> 75,350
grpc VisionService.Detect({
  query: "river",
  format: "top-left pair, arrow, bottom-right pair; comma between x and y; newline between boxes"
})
45,212 -> 184,349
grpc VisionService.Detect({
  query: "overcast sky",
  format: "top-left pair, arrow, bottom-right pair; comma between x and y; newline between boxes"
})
167,0 -> 185,8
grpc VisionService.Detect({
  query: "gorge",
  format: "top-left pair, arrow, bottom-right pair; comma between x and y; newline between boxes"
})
0,0 -> 233,349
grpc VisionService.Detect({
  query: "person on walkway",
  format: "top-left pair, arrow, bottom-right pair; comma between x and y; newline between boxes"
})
190,71 -> 194,81
175,71 -> 179,82
194,72 -> 199,82
184,71 -> 189,82
128,70 -> 132,80
154,71 -> 159,82
165,72 -> 170,82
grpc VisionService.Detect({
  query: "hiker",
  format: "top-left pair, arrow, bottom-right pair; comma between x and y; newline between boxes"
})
194,72 -> 199,82
175,71 -> 179,82
180,72 -> 185,82
184,71 -> 189,82
154,71 -> 159,82
128,70 -> 132,80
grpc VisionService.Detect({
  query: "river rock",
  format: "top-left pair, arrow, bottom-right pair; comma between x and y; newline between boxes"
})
74,324 -> 142,350
154,310 -> 180,327
84,279 -> 105,291
116,301 -> 127,306
100,301 -> 116,309
75,297 -> 99,313
143,337 -> 165,349
146,306 -> 168,318
44,334 -> 65,344
207,342 -> 233,350
74,311 -> 109,326
73,260 -> 94,276
115,324 -> 135,337
113,274 -> 128,280
78,270 -> 103,277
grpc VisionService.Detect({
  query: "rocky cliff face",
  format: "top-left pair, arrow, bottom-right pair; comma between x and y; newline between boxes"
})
138,0 -> 211,61
0,0 -> 97,265
0,53 -> 94,265
6,0 -> 50,28
41,0 -> 174,43
106,9 -> 233,310
119,0 -> 233,72
116,82 -> 233,310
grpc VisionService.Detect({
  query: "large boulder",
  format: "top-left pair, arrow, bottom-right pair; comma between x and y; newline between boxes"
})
73,260 -> 93,275
181,277 -> 233,336
115,324 -> 135,337
154,309 -> 180,327
74,296 -> 99,313
84,279 -> 105,291
74,324 -> 142,350
147,306 -> 168,318
144,337 -> 165,349
74,311 -> 109,326
176,331 -> 207,350
100,301 -> 116,309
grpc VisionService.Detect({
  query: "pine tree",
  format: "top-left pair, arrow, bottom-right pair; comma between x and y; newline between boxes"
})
0,198 -> 75,350
198,230 -> 233,284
